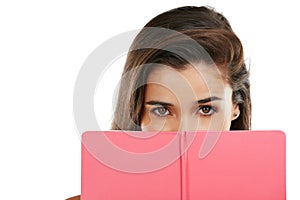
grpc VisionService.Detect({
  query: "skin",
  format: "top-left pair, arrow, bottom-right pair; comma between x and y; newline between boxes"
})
141,63 -> 240,132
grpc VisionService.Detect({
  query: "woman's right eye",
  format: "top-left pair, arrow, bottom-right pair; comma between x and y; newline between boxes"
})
150,106 -> 170,117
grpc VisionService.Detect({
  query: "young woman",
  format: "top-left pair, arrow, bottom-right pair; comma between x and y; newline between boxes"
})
111,6 -> 251,132
68,5 -> 251,200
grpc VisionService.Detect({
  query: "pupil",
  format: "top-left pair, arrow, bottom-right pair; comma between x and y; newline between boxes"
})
203,106 -> 210,113
158,107 -> 166,114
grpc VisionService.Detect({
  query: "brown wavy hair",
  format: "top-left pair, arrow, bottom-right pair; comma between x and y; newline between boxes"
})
112,6 -> 251,130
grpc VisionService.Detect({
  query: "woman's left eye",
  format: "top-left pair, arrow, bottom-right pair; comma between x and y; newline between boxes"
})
198,105 -> 216,116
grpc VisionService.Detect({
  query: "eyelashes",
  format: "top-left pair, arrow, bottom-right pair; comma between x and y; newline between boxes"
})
149,105 -> 217,117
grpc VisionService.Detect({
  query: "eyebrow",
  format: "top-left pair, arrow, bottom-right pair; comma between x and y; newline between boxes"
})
145,97 -> 222,106
145,101 -> 174,107
197,96 -> 223,104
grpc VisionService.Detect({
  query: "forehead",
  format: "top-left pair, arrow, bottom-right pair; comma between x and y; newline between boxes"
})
146,63 -> 228,100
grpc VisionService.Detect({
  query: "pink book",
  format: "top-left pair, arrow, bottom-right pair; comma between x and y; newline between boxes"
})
81,130 -> 285,200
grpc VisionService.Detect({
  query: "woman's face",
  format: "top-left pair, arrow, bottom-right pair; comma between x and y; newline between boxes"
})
141,63 -> 239,131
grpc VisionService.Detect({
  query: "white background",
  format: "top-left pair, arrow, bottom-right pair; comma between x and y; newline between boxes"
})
1,0 -> 299,199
